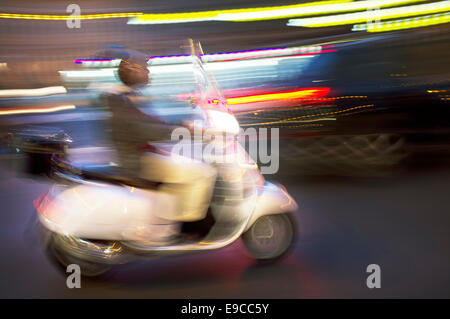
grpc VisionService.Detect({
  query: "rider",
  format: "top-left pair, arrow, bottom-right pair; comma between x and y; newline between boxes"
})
103,48 -> 217,245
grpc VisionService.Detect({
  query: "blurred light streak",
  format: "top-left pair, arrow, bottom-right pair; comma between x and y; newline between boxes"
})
240,104 -> 375,126
0,105 -> 75,116
74,59 -> 120,64
260,49 -> 337,62
231,96 -> 369,114
0,12 -> 142,20
352,12 -> 450,31
127,0 -> 423,24
202,46 -> 333,62
205,59 -> 280,71
74,45 -> 333,66
65,45 -> 335,83
216,0 -> 424,21
0,86 -> 66,98
287,0 -> 450,27
59,69 -> 115,79
72,58 -> 280,78
180,87 -> 330,105
64,57 -> 285,81
150,58 -> 281,74
225,87 -> 330,104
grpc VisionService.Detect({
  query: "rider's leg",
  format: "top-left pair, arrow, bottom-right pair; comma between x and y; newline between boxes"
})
140,153 -> 217,222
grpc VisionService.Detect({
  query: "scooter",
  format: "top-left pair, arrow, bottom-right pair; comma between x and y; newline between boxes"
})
31,135 -> 298,277
9,50 -> 299,277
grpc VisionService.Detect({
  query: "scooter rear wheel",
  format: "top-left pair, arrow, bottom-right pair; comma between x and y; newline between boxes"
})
241,213 -> 297,262
46,234 -> 112,277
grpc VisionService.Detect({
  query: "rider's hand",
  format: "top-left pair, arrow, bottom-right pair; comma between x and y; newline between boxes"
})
181,119 -> 206,134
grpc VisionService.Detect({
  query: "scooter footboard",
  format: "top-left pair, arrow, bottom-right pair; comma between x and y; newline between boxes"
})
244,182 -> 298,232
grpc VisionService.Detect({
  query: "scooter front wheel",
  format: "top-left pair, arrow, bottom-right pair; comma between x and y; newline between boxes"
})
241,213 -> 297,262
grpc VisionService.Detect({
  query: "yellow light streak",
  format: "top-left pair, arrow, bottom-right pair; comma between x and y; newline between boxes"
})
287,0 -> 449,27
0,12 -> 142,21
352,12 -> 450,32
128,0 -> 423,24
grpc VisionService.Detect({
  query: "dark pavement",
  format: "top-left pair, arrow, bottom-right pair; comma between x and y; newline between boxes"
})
1,144 -> 450,298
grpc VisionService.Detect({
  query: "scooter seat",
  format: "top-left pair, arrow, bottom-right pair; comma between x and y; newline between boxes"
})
77,164 -> 162,190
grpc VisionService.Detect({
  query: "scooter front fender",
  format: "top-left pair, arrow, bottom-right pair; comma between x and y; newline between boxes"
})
244,182 -> 298,232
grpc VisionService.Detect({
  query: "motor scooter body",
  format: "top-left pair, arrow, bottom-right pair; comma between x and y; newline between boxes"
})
31,136 -> 298,276
27,43 -> 299,276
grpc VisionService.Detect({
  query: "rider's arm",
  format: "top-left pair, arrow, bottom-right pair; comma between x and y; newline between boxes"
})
107,93 -> 179,142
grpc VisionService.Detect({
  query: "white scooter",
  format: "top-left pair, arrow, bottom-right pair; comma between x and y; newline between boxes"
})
19,48 -> 299,277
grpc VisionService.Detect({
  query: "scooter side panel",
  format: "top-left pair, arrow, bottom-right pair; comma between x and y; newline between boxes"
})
38,183 -> 179,241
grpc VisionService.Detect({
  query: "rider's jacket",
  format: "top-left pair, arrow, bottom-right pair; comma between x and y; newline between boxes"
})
104,85 -> 175,177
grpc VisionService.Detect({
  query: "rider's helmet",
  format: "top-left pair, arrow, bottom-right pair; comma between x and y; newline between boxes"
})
103,47 -> 149,87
